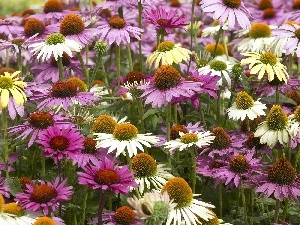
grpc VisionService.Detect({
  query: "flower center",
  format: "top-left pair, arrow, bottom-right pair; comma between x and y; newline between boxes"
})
46,33 -> 66,45
235,91 -> 254,110
60,14 -> 85,36
210,127 -> 230,150
132,153 -> 157,177
266,105 -> 288,130
43,0 -> 63,13
50,52 -> 71,67
209,60 -> 227,71
94,169 -> 120,185
157,41 -> 175,52
246,133 -> 263,149
268,158 -> 296,185
205,43 -> 225,56
293,0 -> 300,9
67,77 -> 87,92
170,124 -> 188,140
125,71 -> 145,84
0,76 -> 13,89
248,23 -> 271,38
263,8 -> 276,19
293,106 -> 300,123
3,203 -> 24,217
211,160 -> 225,169
109,16 -> 126,29
258,0 -> 273,10
180,133 -> 199,144
157,19 -> 169,28
161,177 -> 193,208
49,135 -> 69,151
24,18 -> 45,37
260,52 -> 277,66
12,38 -> 25,46
92,114 -> 117,133
113,206 -> 136,225
196,210 -> 219,225
30,184 -> 58,203
33,217 -> 56,225
170,0 -> 181,7
82,138 -> 97,154
99,8 -> 112,18
51,81 -> 78,98
222,0 -> 241,8
154,65 -> 181,91
0,67 -> 15,74
21,8 -> 36,17
294,28 -> 300,40
229,155 -> 250,173
240,117 -> 263,132
94,41 -> 108,55
113,123 -> 138,141
28,111 -> 54,129
0,195 -> 4,212
19,176 -> 35,190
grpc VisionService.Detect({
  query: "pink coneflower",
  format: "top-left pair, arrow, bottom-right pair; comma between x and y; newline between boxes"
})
72,137 -> 108,168
37,125 -> 84,163
59,14 -> 100,47
9,111 -> 71,147
29,0 -> 74,23
0,19 -> 23,37
143,8 -> 187,34
30,53 -> 84,83
89,207 -> 144,225
97,16 -> 143,45
77,157 -> 137,194
92,0 -> 136,14
212,151 -> 264,188
137,65 -> 206,107
0,178 -> 10,198
256,157 -> 300,201
200,0 -> 252,30
15,177 -> 73,215
33,81 -> 99,110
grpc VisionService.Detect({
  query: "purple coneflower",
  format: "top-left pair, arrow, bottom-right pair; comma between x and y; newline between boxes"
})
9,111 -> 71,147
15,177 -> 73,215
77,157 -> 137,194
37,125 -> 84,163
92,0 -> 136,14
0,19 -> 23,37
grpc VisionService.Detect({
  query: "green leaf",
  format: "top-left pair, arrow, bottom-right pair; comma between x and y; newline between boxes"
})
5,177 -> 21,197
143,108 -> 159,120
261,93 -> 297,105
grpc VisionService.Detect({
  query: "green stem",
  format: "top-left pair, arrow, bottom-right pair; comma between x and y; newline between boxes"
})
126,44 -> 133,71
276,85 -> 279,105
282,199 -> 289,221
81,187 -> 88,225
219,183 -> 223,218
41,150 -> 45,179
273,199 -> 280,223
89,0 -> 93,11
137,99 -> 146,133
138,1 -> 143,72
77,52 -> 89,88
116,45 -> 121,88
213,28 -> 222,58
126,150 -> 132,170
287,136 -> 291,162
57,56 -> 64,81
156,33 -> 160,48
2,109 -> 9,178
107,193 -> 112,210
288,54 -> 293,75
216,90 -> 221,125
17,48 -> 22,74
190,146 -> 197,193
173,104 -> 178,124
222,30 -> 229,60
166,102 -> 172,164
101,57 -> 108,87
198,100 -> 207,129
98,190 -> 107,225
240,184 -> 248,225
92,54 -> 102,84
5,49 -> 9,70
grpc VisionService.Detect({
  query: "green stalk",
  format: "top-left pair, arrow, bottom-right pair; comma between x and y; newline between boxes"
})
116,45 -> 121,88
126,149 -> 132,170
213,28 -> 222,58
81,186 -> 88,225
222,30 -> 229,60
41,150 -> 45,179
89,0 -> 93,11
219,183 -> 223,218
97,190 -> 107,225
273,199 -> 280,223
166,102 -> 172,164
240,184 -> 248,225
77,52 -> 89,88
92,54 -> 102,81
198,100 -> 207,129
126,44 -> 133,71
101,57 -> 109,87
190,146 -> 197,193
287,136 -> 291,162
275,85 -> 279,105
138,1 -> 143,72
216,90 -> 221,125
5,49 -> 9,70
17,48 -> 22,74
2,109 -> 9,178
282,199 -> 289,221
137,99 -> 146,133
57,56 -> 64,81
173,104 -> 178,124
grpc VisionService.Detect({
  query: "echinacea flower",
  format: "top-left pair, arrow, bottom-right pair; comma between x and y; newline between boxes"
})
0,71 -> 27,109
131,153 -> 174,194
28,33 -> 82,62
138,65 -> 206,107
143,8 -> 187,34
200,0 -> 252,30
33,216 -> 66,225
227,91 -> 267,121
37,125 -> 84,163
164,131 -> 215,154
161,177 -> 214,225
146,41 -> 191,68
94,123 -> 159,157
77,157 -> 137,194
0,19 -> 23,37
97,16 -> 143,46
254,105 -> 290,148
241,52 -> 288,83
0,178 -> 10,198
288,105 -> 300,137
9,111 -> 71,147
92,0 -> 136,14
256,157 -> 300,201
127,190 -> 177,223
34,81 -> 99,111
15,177 -> 73,215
